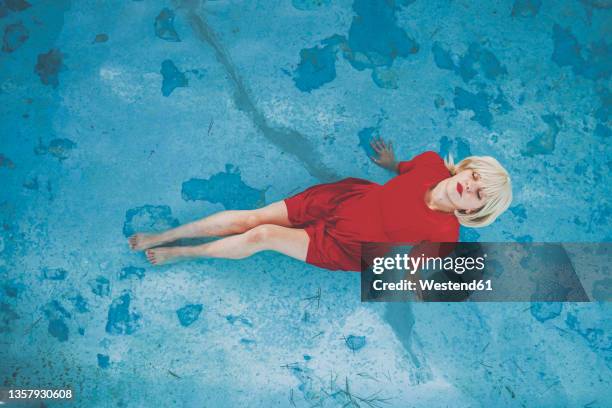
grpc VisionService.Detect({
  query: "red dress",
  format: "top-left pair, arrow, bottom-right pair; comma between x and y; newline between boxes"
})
284,151 -> 460,271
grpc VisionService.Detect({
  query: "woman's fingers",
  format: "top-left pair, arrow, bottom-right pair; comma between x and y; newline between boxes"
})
375,137 -> 385,151
379,137 -> 392,152
369,155 -> 380,164
371,137 -> 394,157
370,139 -> 382,153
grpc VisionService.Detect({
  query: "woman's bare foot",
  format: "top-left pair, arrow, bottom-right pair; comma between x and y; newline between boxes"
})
145,247 -> 187,265
129,233 -> 165,251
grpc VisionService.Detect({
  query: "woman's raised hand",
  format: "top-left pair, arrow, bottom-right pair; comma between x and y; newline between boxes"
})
370,137 -> 399,172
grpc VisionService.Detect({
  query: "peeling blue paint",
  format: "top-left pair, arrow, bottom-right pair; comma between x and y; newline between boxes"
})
565,311 -> 610,355
0,153 -> 15,168
346,0 -> 419,73
453,87 -> 493,128
292,0 -> 330,10
438,135 -> 471,161
181,164 -> 266,209
344,334 -> 366,351
34,49 -> 65,88
552,24 -> 611,81
176,304 -> 203,327
439,136 -> 452,159
105,292 -> 141,335
42,267 -> 68,280
240,338 -> 256,346
226,314 -> 253,327
522,114 -> 562,156
122,205 -> 179,238
0,0 -> 30,18
293,37 -> 340,92
160,60 -> 188,96
97,353 -> 110,369
69,294 -> 89,313
34,138 -> 77,161
530,302 -> 562,322
47,318 -> 69,342
357,126 -> 379,158
45,300 -> 71,319
493,88 -> 513,114
93,33 -> 108,43
293,0 -> 418,90
372,66 -> 399,89
0,302 -> 20,333
44,301 -> 71,342
432,42 -> 507,83
509,204 -> 527,223
1,281 -> 24,298
154,8 -> 180,42
2,21 -> 29,52
455,137 -> 472,159
89,276 -> 110,297
119,266 -> 145,280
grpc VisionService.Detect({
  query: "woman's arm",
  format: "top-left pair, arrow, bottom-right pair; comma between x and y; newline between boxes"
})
370,137 -> 400,173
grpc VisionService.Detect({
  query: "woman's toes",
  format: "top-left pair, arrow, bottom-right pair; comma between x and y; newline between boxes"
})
146,249 -> 157,264
129,235 -> 141,250
129,233 -> 160,251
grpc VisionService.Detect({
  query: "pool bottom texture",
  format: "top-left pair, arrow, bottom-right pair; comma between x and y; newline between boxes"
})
0,0 -> 611,406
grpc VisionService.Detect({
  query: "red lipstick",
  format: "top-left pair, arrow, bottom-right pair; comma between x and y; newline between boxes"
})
456,182 -> 463,196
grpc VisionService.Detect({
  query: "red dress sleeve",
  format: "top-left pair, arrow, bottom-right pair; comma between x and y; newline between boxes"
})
397,151 -> 442,175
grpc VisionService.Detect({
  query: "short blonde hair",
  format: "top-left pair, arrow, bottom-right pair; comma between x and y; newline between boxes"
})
444,154 -> 512,228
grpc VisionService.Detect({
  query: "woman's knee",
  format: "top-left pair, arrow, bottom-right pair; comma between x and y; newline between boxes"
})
244,224 -> 277,245
227,211 -> 261,233
242,212 -> 261,230
240,202 -> 287,230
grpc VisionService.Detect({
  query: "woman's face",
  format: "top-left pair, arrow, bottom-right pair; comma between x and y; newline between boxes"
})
444,169 -> 487,213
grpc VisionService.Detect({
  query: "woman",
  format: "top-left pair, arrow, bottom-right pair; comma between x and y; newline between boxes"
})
128,138 -> 512,271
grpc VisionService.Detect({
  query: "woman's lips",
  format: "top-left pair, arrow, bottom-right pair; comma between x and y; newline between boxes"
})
457,182 -> 463,196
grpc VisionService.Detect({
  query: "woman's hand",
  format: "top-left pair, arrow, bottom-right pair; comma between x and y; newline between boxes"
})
370,137 -> 399,173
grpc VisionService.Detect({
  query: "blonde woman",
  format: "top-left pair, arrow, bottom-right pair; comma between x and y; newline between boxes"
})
129,138 -> 512,271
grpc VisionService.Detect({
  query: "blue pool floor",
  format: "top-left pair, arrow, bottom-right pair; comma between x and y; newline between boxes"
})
1,0 -> 611,406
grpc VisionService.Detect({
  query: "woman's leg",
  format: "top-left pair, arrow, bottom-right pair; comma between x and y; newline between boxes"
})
145,224 -> 309,265
129,201 -> 292,250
